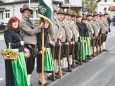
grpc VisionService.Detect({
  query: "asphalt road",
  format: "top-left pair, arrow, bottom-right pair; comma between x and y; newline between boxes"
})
50,25 -> 115,86
0,24 -> 115,86
0,40 -> 5,86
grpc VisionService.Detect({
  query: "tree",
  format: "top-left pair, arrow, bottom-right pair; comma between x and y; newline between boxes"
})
83,0 -> 97,12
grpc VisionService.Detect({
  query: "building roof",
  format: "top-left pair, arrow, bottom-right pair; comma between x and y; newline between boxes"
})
53,0 -> 63,4
61,4 -> 82,8
0,0 -> 63,5
0,0 -> 30,5
0,0 -> 4,3
109,6 -> 115,11
96,0 -> 101,3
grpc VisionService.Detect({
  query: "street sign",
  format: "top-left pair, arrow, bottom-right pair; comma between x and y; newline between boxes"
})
82,8 -> 87,13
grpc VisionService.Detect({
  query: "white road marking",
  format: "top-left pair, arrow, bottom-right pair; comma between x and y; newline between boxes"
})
109,45 -> 115,50
0,78 -> 5,81
0,60 -> 4,62
0,35 -> 4,40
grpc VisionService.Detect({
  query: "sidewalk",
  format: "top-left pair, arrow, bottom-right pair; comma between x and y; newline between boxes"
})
0,34 -> 4,40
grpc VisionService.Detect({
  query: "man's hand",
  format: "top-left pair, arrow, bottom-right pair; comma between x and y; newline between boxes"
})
58,41 -> 62,47
39,47 -> 46,54
39,22 -> 44,29
92,37 -> 95,39
71,41 -> 75,45
58,34 -> 63,40
65,41 -> 69,45
49,41 -> 55,47
24,48 -> 30,58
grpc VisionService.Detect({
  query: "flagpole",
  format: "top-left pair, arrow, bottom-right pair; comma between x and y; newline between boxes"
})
37,0 -> 53,85
42,27 -> 44,86
29,0 -> 30,8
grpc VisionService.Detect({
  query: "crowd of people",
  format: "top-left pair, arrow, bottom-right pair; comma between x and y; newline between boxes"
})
3,4 -> 111,86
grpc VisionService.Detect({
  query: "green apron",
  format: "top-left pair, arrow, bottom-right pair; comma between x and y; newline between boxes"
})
12,52 -> 28,86
77,37 -> 86,61
85,37 -> 92,56
44,48 -> 54,72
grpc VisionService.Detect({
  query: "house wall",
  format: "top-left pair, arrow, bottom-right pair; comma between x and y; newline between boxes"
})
0,3 -> 24,23
0,2 -> 39,23
96,0 -> 115,13
0,0 -> 82,23
99,0 -> 114,2
4,0 -> 24,2
96,0 -> 115,18
54,0 -> 82,6
70,0 -> 82,6
110,11 -> 115,18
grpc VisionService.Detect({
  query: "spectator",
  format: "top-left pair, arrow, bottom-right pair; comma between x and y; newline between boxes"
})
113,16 -> 115,26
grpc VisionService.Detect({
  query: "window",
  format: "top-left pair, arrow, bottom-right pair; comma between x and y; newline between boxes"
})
104,7 -> 107,11
5,10 -> 10,18
0,12 -> 3,19
65,0 -> 69,4
30,7 -> 39,18
29,6 -> 39,27
104,0 -> 107,2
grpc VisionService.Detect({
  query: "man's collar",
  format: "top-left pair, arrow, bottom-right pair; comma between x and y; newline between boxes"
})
22,16 -> 29,21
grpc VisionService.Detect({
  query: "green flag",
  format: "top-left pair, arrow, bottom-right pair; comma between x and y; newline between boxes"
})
37,0 -> 53,25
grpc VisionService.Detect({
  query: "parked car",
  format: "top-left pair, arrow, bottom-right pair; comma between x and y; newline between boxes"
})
0,20 -> 7,32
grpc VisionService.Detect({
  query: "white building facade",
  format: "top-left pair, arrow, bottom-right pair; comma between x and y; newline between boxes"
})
54,0 -> 82,6
96,0 -> 115,17
0,0 -> 82,23
0,1 -> 39,24
4,0 -> 24,2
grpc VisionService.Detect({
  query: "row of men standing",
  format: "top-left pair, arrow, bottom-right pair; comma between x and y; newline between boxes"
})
49,7 -> 110,80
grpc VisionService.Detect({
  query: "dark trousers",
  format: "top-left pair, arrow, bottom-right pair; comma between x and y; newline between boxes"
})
95,37 -> 98,47
113,21 -> 115,26
101,34 -> 107,44
103,35 -> 107,42
54,45 -> 58,60
74,43 -> 78,60
61,43 -> 66,58
91,37 -> 96,47
52,43 -> 61,60
25,44 -> 36,74
5,60 -> 15,86
36,54 -> 42,73
26,55 -> 35,74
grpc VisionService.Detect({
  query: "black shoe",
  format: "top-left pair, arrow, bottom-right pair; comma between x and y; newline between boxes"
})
38,81 -> 49,86
29,84 -> 33,86
55,72 -> 58,76
62,68 -> 68,72
47,74 -> 60,81
56,70 -> 66,75
75,60 -> 79,65
103,49 -> 109,52
47,75 -> 53,81
55,74 -> 60,79
62,71 -> 66,75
